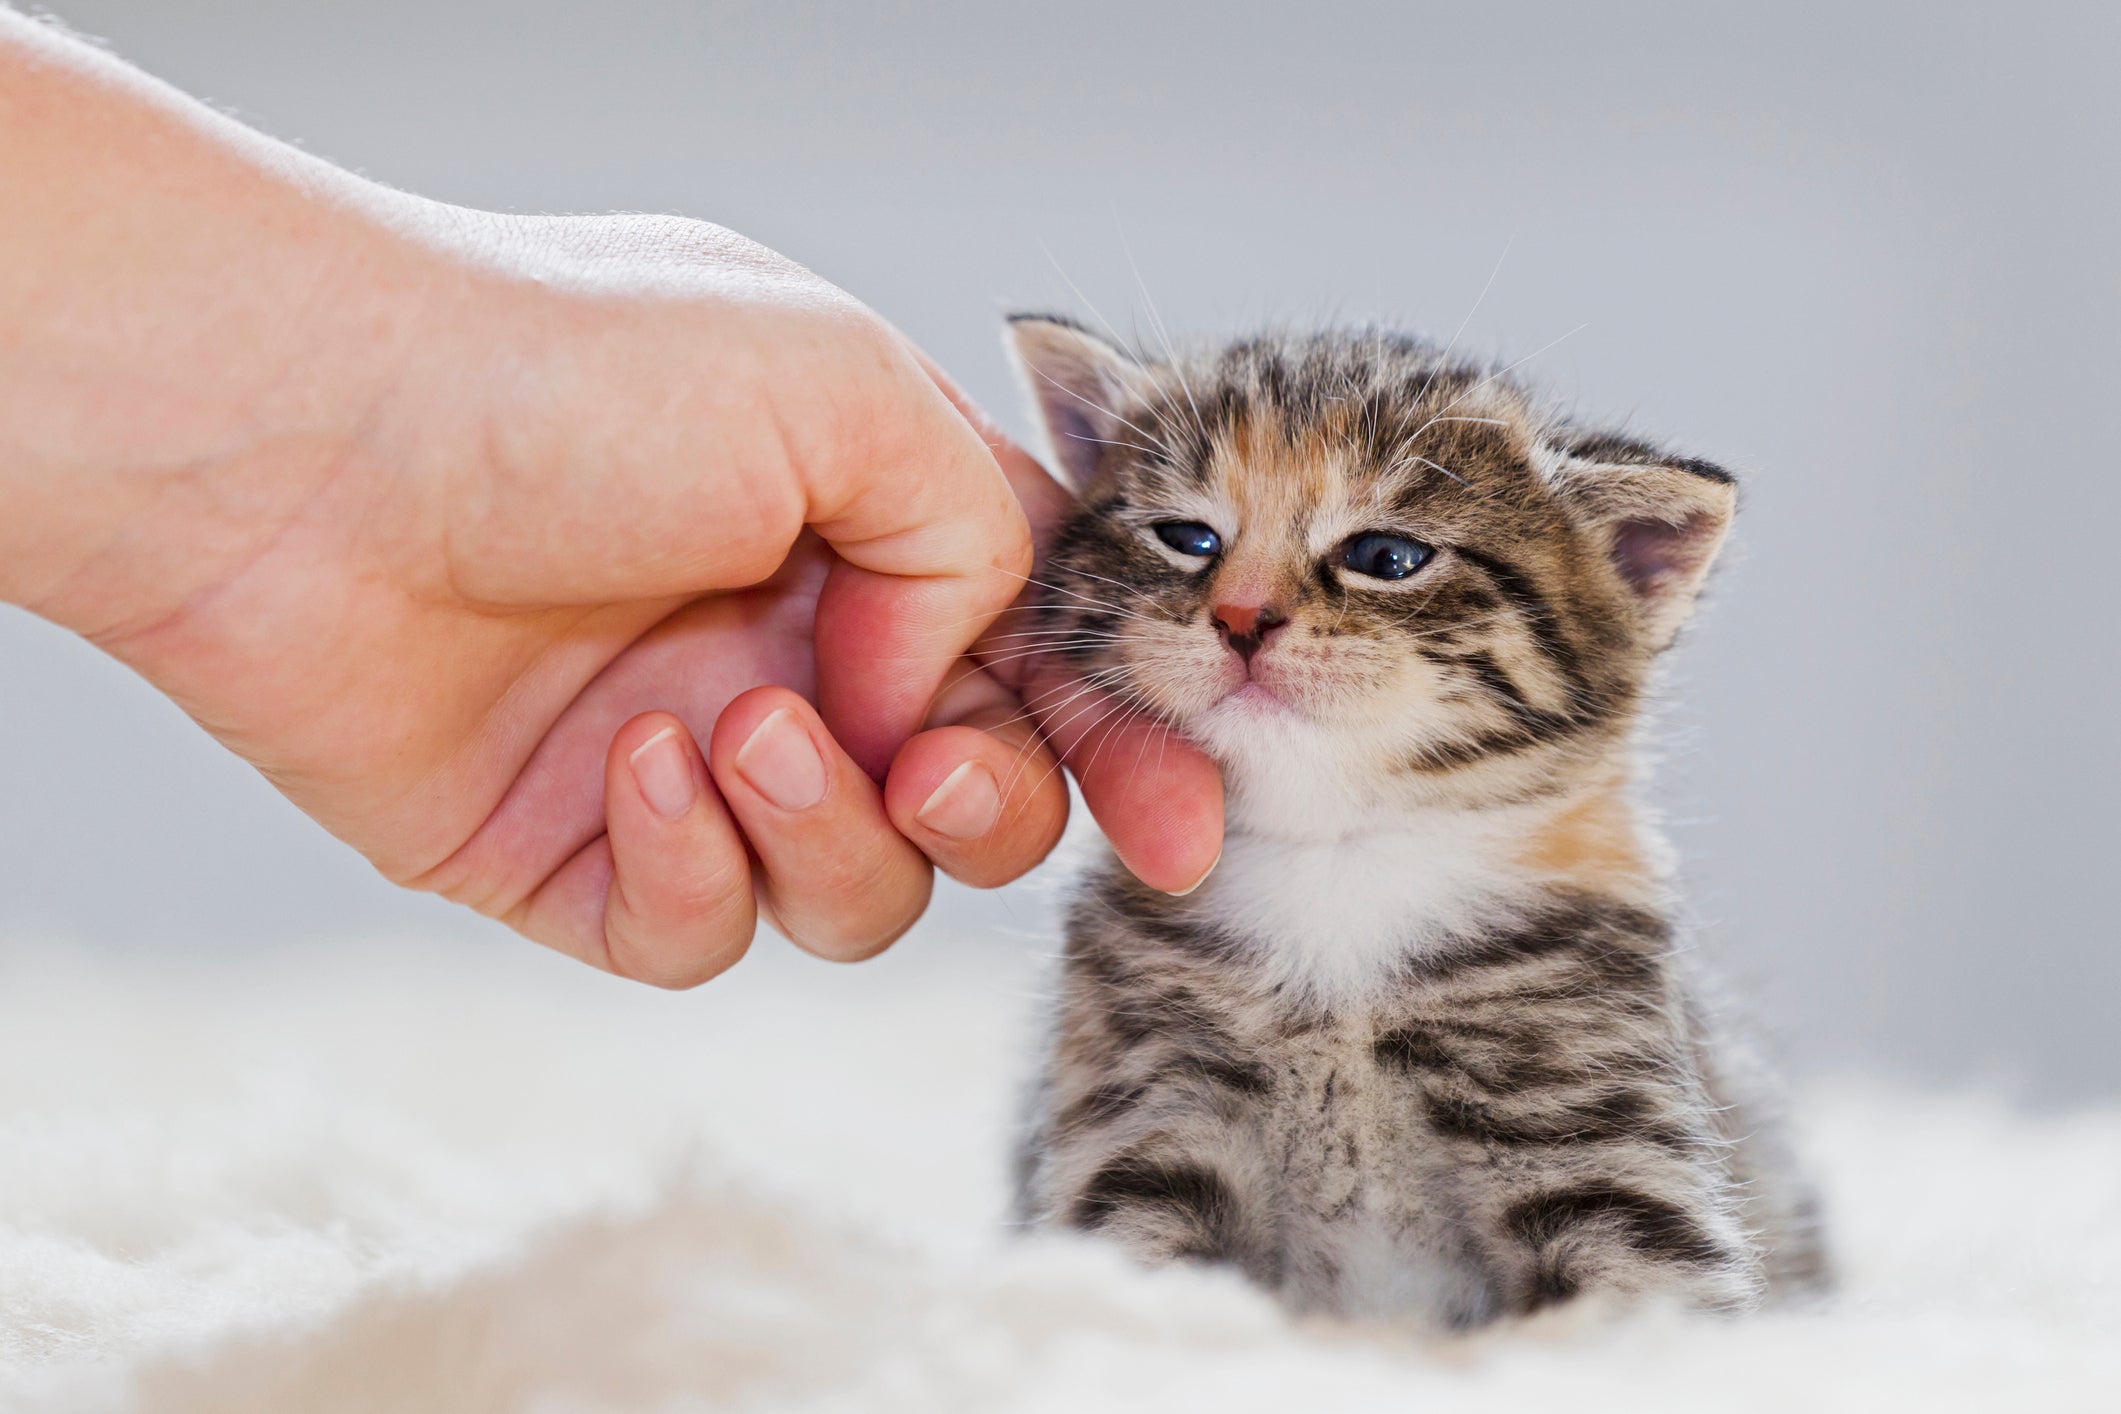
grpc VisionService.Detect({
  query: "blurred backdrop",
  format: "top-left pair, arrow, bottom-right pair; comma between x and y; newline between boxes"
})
4,2 -> 2115,1099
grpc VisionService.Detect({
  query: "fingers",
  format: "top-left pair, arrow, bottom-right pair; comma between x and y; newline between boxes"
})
804,323 -> 1035,778
442,245 -> 1031,778
706,686 -> 933,962
882,664 -> 1070,888
508,711 -> 757,989
920,347 -> 1225,894
910,347 -> 1073,542
602,712 -> 759,984
1018,658 -> 1224,895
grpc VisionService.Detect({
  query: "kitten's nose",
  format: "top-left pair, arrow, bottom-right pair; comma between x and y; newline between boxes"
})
1212,603 -> 1289,664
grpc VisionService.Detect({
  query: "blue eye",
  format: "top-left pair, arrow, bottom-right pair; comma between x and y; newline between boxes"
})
1339,532 -> 1433,581
1153,521 -> 1222,557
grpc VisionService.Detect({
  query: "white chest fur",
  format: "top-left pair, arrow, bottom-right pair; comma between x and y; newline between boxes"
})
1172,715 -> 1650,1007
1189,802 -> 1535,1009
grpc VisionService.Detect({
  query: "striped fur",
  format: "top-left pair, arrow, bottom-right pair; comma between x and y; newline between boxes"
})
1007,318 -> 1827,1323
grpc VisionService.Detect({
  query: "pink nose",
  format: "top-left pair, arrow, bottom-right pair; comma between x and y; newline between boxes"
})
1212,603 -> 1288,663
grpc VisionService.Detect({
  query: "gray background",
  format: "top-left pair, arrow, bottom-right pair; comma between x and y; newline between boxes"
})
5,2 -> 2116,1099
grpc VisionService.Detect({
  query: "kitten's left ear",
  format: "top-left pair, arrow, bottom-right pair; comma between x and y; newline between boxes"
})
1544,438 -> 1738,649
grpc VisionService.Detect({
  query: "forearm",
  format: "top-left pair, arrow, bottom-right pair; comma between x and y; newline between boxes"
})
0,12 -> 433,641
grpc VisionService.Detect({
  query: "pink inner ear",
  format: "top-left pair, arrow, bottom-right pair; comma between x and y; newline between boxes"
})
1610,511 -> 1716,598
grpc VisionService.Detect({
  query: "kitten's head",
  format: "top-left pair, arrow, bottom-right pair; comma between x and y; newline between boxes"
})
1007,316 -> 1736,819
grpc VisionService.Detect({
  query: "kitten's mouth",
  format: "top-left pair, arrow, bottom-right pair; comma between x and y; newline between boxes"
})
1221,681 -> 1291,714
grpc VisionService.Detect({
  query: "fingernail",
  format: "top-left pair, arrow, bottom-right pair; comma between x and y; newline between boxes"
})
1165,847 -> 1222,898
915,761 -> 1001,840
735,709 -> 828,811
628,726 -> 696,819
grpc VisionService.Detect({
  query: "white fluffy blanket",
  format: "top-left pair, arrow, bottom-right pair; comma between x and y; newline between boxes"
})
2,927 -> 2114,1412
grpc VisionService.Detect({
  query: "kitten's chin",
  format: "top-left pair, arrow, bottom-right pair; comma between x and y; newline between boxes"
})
1192,679 -> 1309,737
1183,680 -> 1331,763
1223,682 -> 1290,714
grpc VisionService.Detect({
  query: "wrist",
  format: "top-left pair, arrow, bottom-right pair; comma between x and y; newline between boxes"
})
0,14 -> 442,643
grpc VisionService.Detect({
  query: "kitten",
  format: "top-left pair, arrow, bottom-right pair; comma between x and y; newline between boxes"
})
1006,316 -> 1827,1326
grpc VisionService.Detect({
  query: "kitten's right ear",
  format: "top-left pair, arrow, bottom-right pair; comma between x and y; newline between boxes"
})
1005,314 -> 1145,488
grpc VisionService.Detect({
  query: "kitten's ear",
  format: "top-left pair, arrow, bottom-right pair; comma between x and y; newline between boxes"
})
1545,437 -> 1738,649
1005,313 -> 1146,488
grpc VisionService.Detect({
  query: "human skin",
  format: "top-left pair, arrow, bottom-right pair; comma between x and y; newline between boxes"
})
0,13 -> 1222,986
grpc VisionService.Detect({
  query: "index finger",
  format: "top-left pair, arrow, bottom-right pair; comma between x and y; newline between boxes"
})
801,321 -> 1035,777
908,348 -> 1074,543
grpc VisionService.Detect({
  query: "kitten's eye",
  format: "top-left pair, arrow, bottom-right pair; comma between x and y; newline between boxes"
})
1153,521 -> 1223,557
1337,532 -> 1433,581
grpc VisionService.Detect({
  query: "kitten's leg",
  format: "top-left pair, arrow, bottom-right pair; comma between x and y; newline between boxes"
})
1476,1149 -> 1764,1313
1030,1057 -> 1281,1275
1408,1059 -> 1765,1312
1020,872 -> 1287,1277
1022,940 -> 1282,1281
1379,915 -> 1769,1315
1058,1133 -> 1255,1266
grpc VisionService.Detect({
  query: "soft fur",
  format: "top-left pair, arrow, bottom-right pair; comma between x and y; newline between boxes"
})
4,936 -> 2114,1414
1007,316 -> 1825,1322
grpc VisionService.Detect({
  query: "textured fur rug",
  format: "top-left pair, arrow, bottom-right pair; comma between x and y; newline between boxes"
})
2,926 -> 2113,1412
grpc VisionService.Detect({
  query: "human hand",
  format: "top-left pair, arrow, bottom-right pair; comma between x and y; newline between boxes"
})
0,15 -> 1222,985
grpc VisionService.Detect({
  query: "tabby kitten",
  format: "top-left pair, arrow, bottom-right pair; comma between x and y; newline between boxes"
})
1007,315 -> 1825,1327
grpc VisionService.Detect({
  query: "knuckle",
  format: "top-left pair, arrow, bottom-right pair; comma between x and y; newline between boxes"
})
922,674 -> 1010,730
829,842 -> 919,909
788,297 -> 898,380
776,853 -> 931,962
649,836 -> 755,916
947,808 -> 1063,891
783,827 -> 895,899
636,864 -> 746,928
607,908 -> 755,990
808,901 -> 923,964
605,857 -> 757,989
994,508 -> 1036,582
718,471 -> 808,580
